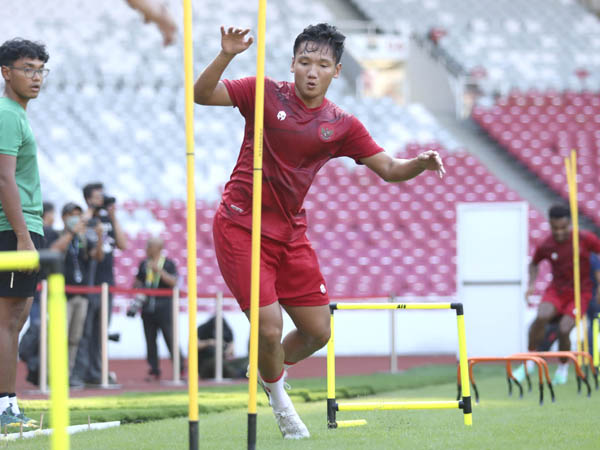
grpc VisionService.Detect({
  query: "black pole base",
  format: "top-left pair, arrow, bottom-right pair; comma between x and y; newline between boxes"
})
248,413 -> 257,450
189,420 -> 198,450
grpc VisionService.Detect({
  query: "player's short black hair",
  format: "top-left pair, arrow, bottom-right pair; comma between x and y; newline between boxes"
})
83,182 -> 104,201
293,23 -> 345,64
0,38 -> 49,67
549,204 -> 570,220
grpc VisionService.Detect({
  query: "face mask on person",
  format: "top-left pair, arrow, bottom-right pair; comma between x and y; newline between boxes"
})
66,216 -> 80,231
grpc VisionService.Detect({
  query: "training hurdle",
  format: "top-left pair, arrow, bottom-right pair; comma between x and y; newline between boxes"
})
594,314 -> 599,376
457,356 -> 553,405
0,250 -> 69,450
513,351 -> 595,396
327,302 -> 472,428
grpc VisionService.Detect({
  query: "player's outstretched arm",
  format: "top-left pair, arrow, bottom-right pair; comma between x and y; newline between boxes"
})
194,26 -> 254,106
360,150 -> 445,183
125,0 -> 177,46
525,262 -> 539,306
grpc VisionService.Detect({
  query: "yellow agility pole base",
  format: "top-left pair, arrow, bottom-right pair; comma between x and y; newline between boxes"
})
327,302 -> 472,429
0,250 -> 69,450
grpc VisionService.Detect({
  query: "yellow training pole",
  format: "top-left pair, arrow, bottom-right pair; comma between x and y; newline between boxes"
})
594,315 -> 599,368
47,273 -> 69,450
565,153 -> 583,365
182,0 -> 199,447
248,1 -> 267,449
456,307 -> 472,426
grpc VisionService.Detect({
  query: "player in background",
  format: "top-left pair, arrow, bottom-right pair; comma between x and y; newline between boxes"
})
194,24 -> 445,439
517,205 -> 600,384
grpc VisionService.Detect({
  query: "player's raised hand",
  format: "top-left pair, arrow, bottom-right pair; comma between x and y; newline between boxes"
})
417,150 -> 446,178
221,26 -> 254,56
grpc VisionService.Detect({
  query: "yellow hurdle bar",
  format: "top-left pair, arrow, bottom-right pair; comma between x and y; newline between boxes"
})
338,401 -> 461,411
327,302 -> 472,428
332,302 -> 453,310
337,420 -> 367,428
0,250 -> 39,271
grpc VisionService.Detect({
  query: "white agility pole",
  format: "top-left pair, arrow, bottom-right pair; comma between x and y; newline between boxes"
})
100,282 -> 109,387
39,280 -> 48,393
215,292 -> 224,382
389,294 -> 398,374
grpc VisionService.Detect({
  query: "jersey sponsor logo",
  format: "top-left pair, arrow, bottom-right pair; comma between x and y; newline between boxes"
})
277,110 -> 286,121
319,125 -> 334,141
320,283 -> 326,294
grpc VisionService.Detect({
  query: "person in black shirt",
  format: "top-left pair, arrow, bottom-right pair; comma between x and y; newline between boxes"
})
132,237 -> 183,381
197,316 -> 247,379
72,182 -> 127,386
50,202 -> 103,375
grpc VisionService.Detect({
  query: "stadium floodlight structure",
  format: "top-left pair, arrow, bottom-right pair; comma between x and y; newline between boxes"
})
182,0 -> 199,447
0,250 -> 69,450
247,1 -> 268,449
326,302 -> 472,428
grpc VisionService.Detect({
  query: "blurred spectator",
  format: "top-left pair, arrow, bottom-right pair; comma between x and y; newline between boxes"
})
72,182 -> 127,386
197,316 -> 247,379
50,202 -> 103,378
42,201 -> 58,245
130,237 -> 183,381
587,253 -> 600,356
19,201 -> 61,386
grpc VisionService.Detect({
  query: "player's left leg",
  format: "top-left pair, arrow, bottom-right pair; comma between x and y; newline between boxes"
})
553,314 -> 575,384
281,304 -> 330,364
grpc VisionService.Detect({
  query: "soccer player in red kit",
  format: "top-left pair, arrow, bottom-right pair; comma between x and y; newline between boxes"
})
194,24 -> 445,439
515,204 -> 600,385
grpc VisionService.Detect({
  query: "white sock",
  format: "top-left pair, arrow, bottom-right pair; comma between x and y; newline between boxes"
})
525,360 -> 535,371
9,395 -> 20,415
0,396 -> 9,413
262,371 -> 292,411
283,362 -> 295,371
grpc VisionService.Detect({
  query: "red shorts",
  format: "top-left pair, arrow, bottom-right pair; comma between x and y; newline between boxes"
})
541,284 -> 593,318
213,212 -> 330,311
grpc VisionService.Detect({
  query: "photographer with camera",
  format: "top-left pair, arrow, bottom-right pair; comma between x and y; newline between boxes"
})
71,182 -> 127,387
130,236 -> 183,381
50,203 -> 103,378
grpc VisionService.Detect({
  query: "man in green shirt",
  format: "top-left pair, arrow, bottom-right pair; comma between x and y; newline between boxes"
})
0,38 -> 49,428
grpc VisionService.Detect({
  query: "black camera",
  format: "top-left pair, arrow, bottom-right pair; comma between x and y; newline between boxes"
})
103,195 -> 116,208
126,294 -> 147,317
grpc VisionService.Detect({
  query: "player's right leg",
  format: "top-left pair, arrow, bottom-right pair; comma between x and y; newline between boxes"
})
514,301 -> 557,382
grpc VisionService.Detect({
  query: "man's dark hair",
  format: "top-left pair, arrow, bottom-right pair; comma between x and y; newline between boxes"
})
293,23 -> 345,64
42,201 -> 54,216
549,204 -> 571,220
0,38 -> 49,67
83,182 -> 104,201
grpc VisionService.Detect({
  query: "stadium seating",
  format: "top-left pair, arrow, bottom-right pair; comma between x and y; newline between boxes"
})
349,0 -> 600,94
472,90 -> 600,227
114,144 -> 552,298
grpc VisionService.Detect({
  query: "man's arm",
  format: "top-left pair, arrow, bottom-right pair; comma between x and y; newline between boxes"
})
90,222 -> 105,261
194,26 -> 253,105
525,261 -> 539,305
107,205 -> 127,250
125,0 -> 177,46
0,154 -> 34,251
360,150 -> 445,182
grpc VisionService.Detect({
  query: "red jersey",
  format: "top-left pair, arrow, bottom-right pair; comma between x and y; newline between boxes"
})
533,230 -> 600,294
219,76 -> 384,242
